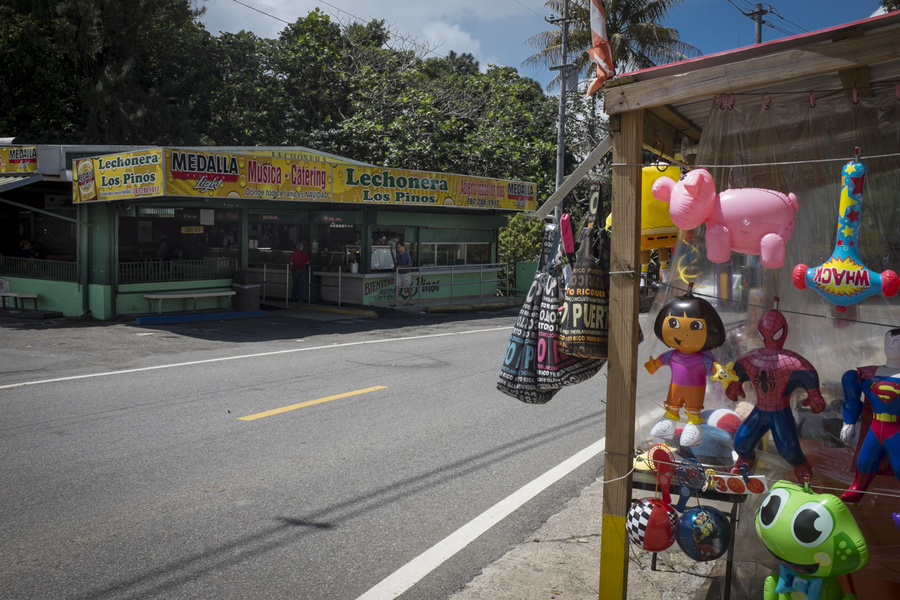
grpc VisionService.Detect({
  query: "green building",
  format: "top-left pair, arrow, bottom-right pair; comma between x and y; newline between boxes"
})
0,144 -> 536,319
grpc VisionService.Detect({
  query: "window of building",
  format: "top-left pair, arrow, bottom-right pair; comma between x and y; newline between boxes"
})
418,242 -> 492,267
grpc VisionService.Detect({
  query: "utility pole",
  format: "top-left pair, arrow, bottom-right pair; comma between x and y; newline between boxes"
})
547,0 -> 577,221
746,3 -> 772,44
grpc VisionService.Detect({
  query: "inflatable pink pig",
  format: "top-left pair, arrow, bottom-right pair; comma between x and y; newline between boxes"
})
652,169 -> 798,269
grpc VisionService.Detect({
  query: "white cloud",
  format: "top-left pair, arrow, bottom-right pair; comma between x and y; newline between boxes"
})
421,21 -> 481,57
198,0 -> 555,86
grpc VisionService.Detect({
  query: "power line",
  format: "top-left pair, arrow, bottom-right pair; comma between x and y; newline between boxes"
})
229,0 -> 367,28
729,1 -> 810,43
229,0 -> 290,25
766,4 -> 808,35
225,0 -> 437,57
509,0 -> 545,19
728,0 -> 775,44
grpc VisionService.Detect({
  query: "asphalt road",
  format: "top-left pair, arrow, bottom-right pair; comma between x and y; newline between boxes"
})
0,307 -> 608,600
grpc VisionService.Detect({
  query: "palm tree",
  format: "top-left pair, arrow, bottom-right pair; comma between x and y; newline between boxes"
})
525,0 -> 701,92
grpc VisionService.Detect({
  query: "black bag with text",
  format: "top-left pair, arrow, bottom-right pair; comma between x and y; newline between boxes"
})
557,225 -> 611,359
497,225 -> 560,404
497,224 -> 604,404
534,264 -> 605,390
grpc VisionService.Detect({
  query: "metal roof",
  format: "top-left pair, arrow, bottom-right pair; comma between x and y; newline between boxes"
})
0,174 -> 43,194
603,10 -> 900,164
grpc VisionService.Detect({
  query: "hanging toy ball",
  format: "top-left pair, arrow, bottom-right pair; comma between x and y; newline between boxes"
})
626,498 -> 678,552
675,506 -> 732,561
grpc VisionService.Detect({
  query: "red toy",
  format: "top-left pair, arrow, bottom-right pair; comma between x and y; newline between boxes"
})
725,302 -> 825,483
840,327 -> 900,501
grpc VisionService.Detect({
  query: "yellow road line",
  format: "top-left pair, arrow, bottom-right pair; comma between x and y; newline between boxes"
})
238,386 -> 387,421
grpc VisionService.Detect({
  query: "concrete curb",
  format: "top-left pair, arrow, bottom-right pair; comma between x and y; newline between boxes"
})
425,299 -> 523,314
134,310 -> 267,325
290,303 -> 378,318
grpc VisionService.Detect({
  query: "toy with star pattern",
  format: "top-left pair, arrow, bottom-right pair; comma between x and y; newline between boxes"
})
793,151 -> 899,311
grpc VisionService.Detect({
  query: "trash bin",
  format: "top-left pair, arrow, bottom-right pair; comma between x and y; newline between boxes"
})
232,272 -> 261,311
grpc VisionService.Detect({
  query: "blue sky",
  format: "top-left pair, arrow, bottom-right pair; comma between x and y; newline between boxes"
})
198,0 -> 886,91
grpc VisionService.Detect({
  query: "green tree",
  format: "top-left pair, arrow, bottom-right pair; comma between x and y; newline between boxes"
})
203,31 -> 282,146
0,7 -> 79,141
272,10 -> 351,144
525,0 -> 700,91
0,0 -> 217,143
321,47 -> 558,196
882,0 -> 899,11
498,212 -> 547,291
58,0 -> 216,143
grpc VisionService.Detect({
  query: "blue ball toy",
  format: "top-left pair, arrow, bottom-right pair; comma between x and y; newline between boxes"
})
675,506 -> 731,561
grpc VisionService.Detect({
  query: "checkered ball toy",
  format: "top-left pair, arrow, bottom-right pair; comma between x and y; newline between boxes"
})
626,497 -> 678,552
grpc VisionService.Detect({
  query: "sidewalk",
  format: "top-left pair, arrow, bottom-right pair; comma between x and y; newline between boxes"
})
449,471 -> 725,600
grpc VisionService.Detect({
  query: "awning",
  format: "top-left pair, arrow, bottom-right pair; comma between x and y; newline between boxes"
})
0,174 -> 43,194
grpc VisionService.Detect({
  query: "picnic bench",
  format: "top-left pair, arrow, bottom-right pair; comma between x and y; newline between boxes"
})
0,291 -> 39,310
143,290 -> 235,314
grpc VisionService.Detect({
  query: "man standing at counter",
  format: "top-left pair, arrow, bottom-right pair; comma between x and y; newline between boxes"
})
289,242 -> 310,303
395,242 -> 413,305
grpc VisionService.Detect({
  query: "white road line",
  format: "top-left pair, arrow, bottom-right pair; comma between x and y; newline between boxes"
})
355,437 -> 607,600
0,327 -> 511,390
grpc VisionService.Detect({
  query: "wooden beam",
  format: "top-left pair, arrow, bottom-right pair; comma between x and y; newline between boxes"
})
598,110 -> 643,600
531,136 -> 612,221
648,105 -> 701,145
838,66 -> 872,99
604,26 -> 900,114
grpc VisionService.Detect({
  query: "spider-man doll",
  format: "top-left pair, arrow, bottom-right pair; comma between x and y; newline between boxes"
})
726,307 -> 825,483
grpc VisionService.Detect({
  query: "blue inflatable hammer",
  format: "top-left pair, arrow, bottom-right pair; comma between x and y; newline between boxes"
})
793,149 -> 899,311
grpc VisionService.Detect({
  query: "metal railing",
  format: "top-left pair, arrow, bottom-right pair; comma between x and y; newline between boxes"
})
118,258 -> 236,284
318,263 -> 504,308
247,263 -> 309,308
408,263 -> 503,306
0,256 -> 77,282
496,262 -> 521,297
244,262 -> 507,308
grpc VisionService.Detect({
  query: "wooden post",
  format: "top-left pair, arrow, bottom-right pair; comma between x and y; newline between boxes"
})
598,109 -> 643,600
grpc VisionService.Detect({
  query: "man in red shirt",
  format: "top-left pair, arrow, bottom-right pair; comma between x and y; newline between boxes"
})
289,242 -> 310,303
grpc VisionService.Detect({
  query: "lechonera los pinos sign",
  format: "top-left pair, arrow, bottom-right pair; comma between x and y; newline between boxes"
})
73,147 -> 537,212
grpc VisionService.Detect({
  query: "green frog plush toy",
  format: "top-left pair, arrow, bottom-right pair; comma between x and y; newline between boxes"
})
755,481 -> 868,600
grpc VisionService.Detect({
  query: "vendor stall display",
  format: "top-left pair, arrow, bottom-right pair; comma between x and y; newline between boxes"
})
755,481 -> 868,600
644,287 -> 726,447
724,304 -> 825,483
840,327 -> 900,502
793,155 -> 899,311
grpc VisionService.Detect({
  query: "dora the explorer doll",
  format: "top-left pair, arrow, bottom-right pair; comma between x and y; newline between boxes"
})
645,289 -> 726,447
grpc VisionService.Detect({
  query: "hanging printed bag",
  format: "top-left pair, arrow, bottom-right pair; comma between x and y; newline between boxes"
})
557,225 -> 611,358
535,263 -> 606,389
497,225 -> 560,404
498,224 -> 604,404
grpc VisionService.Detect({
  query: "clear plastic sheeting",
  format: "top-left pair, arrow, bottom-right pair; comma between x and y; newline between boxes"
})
635,93 -> 900,594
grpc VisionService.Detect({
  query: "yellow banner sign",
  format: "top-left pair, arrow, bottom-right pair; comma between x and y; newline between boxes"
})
458,176 -> 537,211
333,165 -> 536,211
181,226 -> 204,234
165,148 -> 333,201
334,165 -> 456,206
71,147 -> 536,211
73,148 -> 164,203
0,146 -> 37,174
